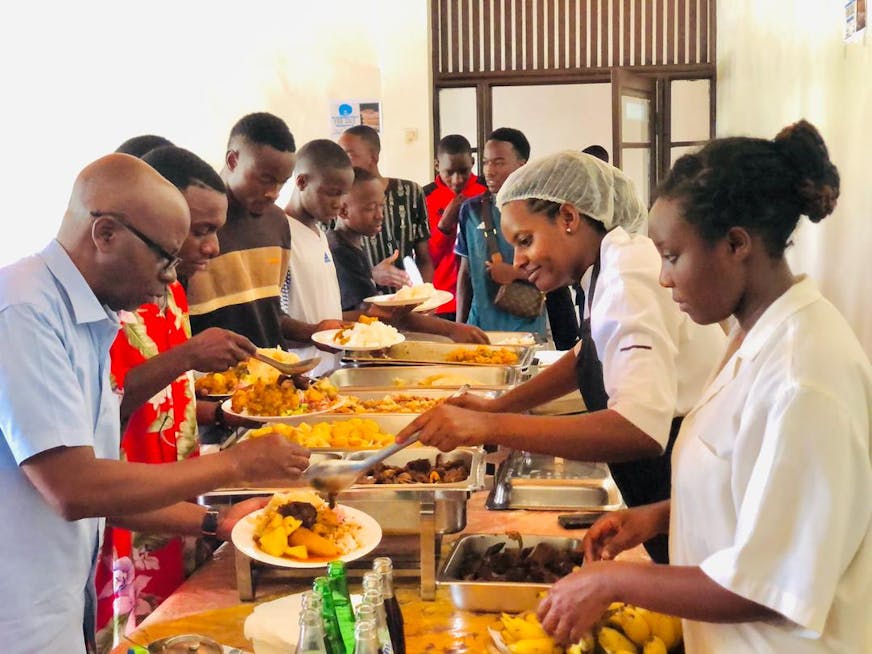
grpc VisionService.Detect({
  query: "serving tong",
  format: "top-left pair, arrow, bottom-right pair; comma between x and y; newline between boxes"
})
251,352 -> 321,376
303,384 -> 470,501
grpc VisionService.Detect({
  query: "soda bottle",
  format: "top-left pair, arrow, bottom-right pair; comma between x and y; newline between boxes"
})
372,558 -> 405,654
296,607 -> 329,654
327,560 -> 356,654
361,588 -> 393,654
352,618 -> 380,654
313,576 -> 346,654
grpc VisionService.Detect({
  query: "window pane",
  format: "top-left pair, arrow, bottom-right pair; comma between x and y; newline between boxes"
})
670,144 -> 705,166
438,87 -> 478,148
621,95 -> 650,143
621,148 -> 651,208
671,80 -> 711,142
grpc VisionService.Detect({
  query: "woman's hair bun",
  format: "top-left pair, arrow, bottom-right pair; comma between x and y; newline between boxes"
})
774,120 -> 840,222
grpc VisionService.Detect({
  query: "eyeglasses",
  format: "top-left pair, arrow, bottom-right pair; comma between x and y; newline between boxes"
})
90,210 -> 183,273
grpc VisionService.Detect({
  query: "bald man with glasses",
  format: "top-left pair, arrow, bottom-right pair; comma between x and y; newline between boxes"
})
0,153 -> 310,652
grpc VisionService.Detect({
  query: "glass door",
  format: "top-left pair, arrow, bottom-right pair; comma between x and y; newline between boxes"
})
611,69 -> 656,208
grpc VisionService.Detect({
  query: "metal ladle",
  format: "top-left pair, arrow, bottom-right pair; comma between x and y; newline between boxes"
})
303,384 -> 470,498
251,352 -> 321,377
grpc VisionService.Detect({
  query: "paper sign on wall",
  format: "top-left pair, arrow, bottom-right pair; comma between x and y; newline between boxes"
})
845,0 -> 867,41
330,99 -> 382,138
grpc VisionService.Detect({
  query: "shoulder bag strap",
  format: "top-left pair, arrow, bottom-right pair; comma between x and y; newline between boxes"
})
479,194 -> 504,264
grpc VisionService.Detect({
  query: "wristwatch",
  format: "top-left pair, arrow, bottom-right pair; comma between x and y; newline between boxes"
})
213,402 -> 228,428
201,507 -> 220,538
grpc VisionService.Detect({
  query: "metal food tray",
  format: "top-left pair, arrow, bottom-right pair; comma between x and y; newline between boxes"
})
235,413 -> 418,450
438,534 -> 583,612
323,364 -> 520,390
342,341 -> 536,369
207,446 -> 486,601
329,387 -> 501,414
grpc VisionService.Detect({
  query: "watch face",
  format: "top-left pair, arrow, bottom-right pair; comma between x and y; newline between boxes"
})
201,509 -> 219,536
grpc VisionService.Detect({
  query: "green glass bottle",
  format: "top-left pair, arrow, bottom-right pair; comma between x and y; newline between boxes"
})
313,575 -> 346,654
327,560 -> 356,654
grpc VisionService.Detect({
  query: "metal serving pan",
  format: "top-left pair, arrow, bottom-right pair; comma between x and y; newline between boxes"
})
323,365 -> 520,390
342,341 -> 536,369
201,446 -> 485,536
328,387 -> 500,415
438,534 -> 583,612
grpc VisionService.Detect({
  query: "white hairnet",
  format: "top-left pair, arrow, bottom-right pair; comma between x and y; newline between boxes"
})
495,150 -> 647,235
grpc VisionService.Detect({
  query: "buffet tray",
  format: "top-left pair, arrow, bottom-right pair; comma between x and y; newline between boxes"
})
342,341 -> 536,369
323,364 -> 520,390
438,534 -> 583,612
201,446 -> 485,536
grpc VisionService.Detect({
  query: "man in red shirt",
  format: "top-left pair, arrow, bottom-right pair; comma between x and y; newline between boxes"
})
423,134 -> 487,320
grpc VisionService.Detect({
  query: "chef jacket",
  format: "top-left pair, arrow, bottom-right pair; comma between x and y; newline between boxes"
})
671,276 -> 872,653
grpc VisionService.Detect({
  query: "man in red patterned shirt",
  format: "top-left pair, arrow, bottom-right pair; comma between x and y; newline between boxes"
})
423,135 -> 487,321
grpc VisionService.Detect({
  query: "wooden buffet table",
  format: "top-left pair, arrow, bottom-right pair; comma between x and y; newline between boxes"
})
111,491 -> 649,654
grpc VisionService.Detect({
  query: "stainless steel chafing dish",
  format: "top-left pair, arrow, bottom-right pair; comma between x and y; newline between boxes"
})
201,445 -> 486,601
437,534 -> 584,612
341,341 -> 537,369
323,364 -> 520,390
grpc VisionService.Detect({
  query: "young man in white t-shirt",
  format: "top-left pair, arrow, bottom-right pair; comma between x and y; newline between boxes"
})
281,139 -> 355,375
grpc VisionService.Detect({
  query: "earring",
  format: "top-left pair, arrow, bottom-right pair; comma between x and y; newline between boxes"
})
565,228 -> 572,234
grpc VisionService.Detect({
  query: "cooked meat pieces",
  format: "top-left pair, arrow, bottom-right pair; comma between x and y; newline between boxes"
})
276,501 -> 318,528
458,540 -> 583,583
362,456 -> 470,484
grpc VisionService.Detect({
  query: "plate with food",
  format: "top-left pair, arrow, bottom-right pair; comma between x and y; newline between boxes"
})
194,347 -> 302,399
411,289 -> 454,313
221,378 -> 346,423
313,317 -> 405,351
365,282 -> 436,308
232,490 -> 382,568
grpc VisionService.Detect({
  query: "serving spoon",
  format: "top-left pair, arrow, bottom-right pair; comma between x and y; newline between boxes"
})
303,384 -> 470,501
251,352 -> 321,377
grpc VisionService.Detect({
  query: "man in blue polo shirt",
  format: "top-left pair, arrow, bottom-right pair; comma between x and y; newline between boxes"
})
0,153 -> 310,651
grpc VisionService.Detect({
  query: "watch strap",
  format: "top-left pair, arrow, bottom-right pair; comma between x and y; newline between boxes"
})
201,507 -> 220,537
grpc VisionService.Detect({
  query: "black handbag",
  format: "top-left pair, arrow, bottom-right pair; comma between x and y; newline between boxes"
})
480,195 -> 546,319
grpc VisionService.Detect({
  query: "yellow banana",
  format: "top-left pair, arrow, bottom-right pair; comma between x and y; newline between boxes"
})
597,626 -> 639,654
636,610 -> 681,650
507,637 -> 558,654
606,606 -> 651,646
500,613 -> 548,641
566,632 -> 596,653
642,636 -> 667,654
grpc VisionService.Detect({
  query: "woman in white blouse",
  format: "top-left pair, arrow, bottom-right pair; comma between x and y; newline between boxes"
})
396,151 -> 726,563
538,120 -> 871,652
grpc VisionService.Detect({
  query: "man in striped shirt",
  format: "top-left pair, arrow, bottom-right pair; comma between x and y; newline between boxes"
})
338,125 -> 434,292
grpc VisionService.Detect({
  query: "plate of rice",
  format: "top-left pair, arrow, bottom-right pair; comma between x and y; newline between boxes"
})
232,490 -> 382,568
313,317 -> 405,351
365,282 -> 435,308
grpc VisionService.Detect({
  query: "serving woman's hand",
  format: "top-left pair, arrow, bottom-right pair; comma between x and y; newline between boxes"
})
537,562 -> 614,645
394,403 -> 492,450
583,501 -> 670,562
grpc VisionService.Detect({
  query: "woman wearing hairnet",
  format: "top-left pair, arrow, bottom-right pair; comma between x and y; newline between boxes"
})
396,151 -> 725,563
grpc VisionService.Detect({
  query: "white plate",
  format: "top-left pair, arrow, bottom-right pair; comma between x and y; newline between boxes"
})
220,397 -> 347,424
311,328 -> 405,352
412,289 -> 454,313
363,292 -> 431,308
231,504 -> 382,569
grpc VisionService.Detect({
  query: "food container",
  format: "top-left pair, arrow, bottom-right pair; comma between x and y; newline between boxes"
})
200,447 -> 486,601
238,413 -> 418,450
326,387 -> 501,416
438,534 -> 583,612
342,341 -> 536,369
323,364 -> 520,390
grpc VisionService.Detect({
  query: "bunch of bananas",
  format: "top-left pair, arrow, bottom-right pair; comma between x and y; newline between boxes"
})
491,603 -> 683,654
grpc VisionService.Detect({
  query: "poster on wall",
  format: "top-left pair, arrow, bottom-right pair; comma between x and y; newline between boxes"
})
845,0 -> 867,41
330,99 -> 382,138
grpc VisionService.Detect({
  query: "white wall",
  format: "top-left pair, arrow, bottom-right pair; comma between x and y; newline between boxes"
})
0,0 -> 432,267
492,83 -> 613,160
717,1 -> 872,355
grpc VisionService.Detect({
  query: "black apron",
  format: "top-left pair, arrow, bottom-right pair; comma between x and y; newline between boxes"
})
574,261 -> 679,564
